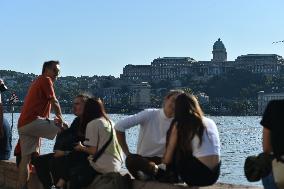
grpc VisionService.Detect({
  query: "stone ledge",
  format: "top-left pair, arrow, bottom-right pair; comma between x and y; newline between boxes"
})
132,181 -> 262,189
0,160 -> 262,189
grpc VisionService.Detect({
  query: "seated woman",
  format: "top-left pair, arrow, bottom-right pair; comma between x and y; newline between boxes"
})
158,93 -> 221,187
31,94 -> 91,189
55,97 -> 123,189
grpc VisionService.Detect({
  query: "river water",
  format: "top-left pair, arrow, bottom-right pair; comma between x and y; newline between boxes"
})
5,113 -> 263,187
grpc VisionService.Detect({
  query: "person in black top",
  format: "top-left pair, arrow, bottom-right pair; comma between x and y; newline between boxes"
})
261,100 -> 284,189
32,93 -> 92,189
0,79 -> 12,160
0,118 -> 12,160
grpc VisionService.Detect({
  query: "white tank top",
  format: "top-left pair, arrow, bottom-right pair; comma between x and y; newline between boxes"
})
191,117 -> 221,158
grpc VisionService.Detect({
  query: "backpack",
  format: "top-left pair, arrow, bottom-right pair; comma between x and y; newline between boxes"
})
244,152 -> 273,182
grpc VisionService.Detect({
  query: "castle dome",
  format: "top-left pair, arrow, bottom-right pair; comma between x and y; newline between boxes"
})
213,38 -> 226,50
212,38 -> 227,62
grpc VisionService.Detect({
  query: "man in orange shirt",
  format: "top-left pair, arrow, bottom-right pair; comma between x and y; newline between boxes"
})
18,61 -> 65,189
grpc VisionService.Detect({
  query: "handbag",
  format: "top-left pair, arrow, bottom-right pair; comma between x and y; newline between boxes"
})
272,159 -> 284,188
244,152 -> 273,182
69,123 -> 114,188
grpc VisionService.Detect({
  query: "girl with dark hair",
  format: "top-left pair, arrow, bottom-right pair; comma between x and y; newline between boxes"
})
55,97 -> 123,189
75,97 -> 123,172
158,93 -> 221,187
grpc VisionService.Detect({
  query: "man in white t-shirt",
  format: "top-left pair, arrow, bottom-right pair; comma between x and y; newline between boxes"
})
115,90 -> 183,179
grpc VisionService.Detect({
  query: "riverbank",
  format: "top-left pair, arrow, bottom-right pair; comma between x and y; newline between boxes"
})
0,160 -> 262,189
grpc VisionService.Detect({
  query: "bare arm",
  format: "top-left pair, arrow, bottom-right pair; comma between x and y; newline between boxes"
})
74,142 -> 97,155
51,97 -> 63,122
163,124 -> 178,164
114,110 -> 152,156
81,146 -> 97,155
263,127 -> 272,154
115,130 -> 131,156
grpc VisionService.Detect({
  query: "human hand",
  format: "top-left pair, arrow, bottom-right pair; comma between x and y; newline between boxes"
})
74,142 -> 84,152
54,150 -> 65,158
54,117 -> 67,130
62,122 -> 69,129
54,117 -> 62,125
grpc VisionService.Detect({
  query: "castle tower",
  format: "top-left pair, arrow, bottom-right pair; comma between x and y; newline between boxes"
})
212,38 -> 227,62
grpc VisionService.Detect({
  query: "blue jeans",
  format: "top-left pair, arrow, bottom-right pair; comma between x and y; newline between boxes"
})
262,172 -> 278,189
0,118 -> 12,160
0,151 -> 11,160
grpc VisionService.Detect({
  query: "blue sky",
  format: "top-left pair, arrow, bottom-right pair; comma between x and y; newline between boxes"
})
0,0 -> 284,77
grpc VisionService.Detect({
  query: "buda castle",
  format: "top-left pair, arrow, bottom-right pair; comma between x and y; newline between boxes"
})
120,38 -> 284,81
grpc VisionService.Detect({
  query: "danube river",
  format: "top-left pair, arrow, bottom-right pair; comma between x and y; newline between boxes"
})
5,113 -> 263,187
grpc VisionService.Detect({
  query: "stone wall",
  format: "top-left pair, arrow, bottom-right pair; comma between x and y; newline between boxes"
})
0,160 -> 262,189
0,160 -> 19,189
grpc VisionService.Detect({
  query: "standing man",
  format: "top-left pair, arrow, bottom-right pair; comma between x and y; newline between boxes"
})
18,61 -> 64,189
115,90 -> 183,180
0,79 -> 12,160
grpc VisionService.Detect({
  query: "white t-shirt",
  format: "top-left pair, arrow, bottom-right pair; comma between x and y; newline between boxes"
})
191,117 -> 221,158
115,109 -> 173,157
84,118 -> 123,173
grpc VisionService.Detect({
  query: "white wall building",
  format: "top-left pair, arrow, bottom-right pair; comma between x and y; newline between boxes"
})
258,91 -> 284,115
130,82 -> 151,109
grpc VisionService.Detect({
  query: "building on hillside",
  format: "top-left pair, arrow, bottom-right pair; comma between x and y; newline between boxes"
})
258,91 -> 284,115
191,61 -> 235,78
212,38 -> 227,62
101,87 -> 122,107
120,38 -> 284,82
151,57 -> 197,80
120,64 -> 152,81
235,54 -> 284,76
196,92 -> 210,105
130,82 -> 151,109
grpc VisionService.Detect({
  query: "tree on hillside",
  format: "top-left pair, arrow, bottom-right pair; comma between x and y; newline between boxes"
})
205,69 -> 267,99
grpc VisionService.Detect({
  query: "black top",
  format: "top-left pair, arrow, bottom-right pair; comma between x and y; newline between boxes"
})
0,118 -> 12,154
53,117 -> 83,152
260,100 -> 284,159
